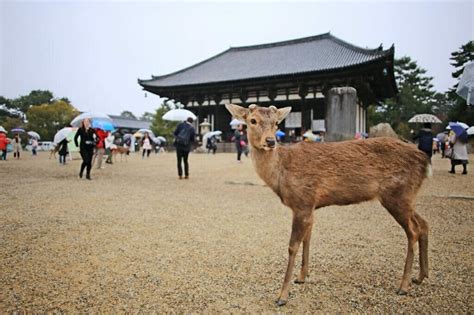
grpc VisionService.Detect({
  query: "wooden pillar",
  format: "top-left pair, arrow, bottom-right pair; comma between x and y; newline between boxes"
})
213,93 -> 221,131
298,84 -> 309,132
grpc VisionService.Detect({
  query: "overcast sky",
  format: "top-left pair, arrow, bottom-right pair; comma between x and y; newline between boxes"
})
1,0 -> 473,117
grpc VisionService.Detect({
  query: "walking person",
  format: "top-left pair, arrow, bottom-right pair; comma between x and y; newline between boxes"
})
12,134 -> 21,160
57,138 -> 69,165
105,132 -> 115,164
92,128 -> 107,169
448,130 -> 469,175
173,117 -> 195,179
141,132 -> 152,159
413,123 -> 434,162
31,138 -> 38,156
233,124 -> 247,162
0,131 -> 10,160
74,118 -> 96,180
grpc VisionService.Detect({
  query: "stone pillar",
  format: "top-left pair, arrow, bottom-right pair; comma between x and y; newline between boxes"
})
325,87 -> 358,141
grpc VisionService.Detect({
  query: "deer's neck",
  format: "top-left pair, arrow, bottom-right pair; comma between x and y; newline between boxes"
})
251,147 -> 281,193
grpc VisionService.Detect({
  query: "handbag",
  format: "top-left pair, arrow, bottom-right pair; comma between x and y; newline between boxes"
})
240,140 -> 246,146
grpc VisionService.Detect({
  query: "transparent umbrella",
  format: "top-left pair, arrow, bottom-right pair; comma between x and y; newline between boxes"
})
71,112 -> 112,127
27,131 -> 41,139
408,114 -> 442,123
456,61 -> 474,105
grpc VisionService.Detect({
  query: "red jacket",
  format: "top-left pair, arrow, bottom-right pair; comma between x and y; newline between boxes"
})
0,133 -> 10,150
95,129 -> 107,149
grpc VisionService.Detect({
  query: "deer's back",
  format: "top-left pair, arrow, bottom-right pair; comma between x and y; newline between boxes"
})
275,137 -> 429,209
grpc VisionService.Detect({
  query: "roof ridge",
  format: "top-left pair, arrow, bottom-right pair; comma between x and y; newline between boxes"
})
230,32 -> 332,51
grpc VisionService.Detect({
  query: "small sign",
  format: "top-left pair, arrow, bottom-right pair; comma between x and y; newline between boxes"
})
285,112 -> 301,128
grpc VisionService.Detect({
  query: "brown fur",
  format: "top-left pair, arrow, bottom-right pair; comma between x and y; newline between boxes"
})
112,146 -> 130,162
226,104 -> 430,306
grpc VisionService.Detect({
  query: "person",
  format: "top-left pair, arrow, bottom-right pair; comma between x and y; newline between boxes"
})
31,138 -> 38,156
141,132 -> 152,159
92,128 -> 107,169
12,134 -> 21,159
74,118 -> 96,180
173,117 -> 195,179
57,138 -> 69,165
0,131 -> 10,160
206,135 -> 217,154
233,124 -> 247,162
104,132 -> 115,164
413,123 -> 433,161
448,130 -> 469,175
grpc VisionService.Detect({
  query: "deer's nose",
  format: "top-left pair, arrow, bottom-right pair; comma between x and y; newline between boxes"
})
265,137 -> 276,147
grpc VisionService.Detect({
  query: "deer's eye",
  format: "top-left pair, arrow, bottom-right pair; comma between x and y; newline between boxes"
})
250,119 -> 257,125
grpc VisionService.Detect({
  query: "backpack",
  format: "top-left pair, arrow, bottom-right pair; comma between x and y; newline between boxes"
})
418,132 -> 432,152
176,124 -> 192,146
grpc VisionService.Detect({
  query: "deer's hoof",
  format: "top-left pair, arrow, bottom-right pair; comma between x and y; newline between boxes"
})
275,299 -> 287,307
294,279 -> 305,284
412,278 -> 423,285
396,288 -> 408,296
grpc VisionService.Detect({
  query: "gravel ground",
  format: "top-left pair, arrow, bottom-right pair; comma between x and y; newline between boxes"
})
0,150 -> 472,313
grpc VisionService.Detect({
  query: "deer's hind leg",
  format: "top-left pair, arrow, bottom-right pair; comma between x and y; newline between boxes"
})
380,194 -> 422,295
412,212 -> 429,285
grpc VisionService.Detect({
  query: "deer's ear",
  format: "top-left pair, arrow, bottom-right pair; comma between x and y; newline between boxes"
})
225,104 -> 249,121
277,107 -> 291,123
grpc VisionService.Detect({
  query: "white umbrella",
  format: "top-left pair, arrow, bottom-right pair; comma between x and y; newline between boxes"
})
157,136 -> 167,142
27,131 -> 41,139
162,109 -> 197,121
71,112 -> 112,127
467,126 -> 474,135
0,126 -> 6,133
408,114 -> 442,123
137,128 -> 155,137
230,118 -> 246,127
54,127 -> 75,144
456,61 -> 474,105
205,131 -> 222,140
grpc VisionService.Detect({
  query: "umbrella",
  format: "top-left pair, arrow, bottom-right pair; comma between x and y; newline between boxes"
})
436,132 -> 448,142
456,61 -> 474,105
206,131 -> 222,137
408,114 -> 442,124
467,126 -> 474,135
157,136 -> 167,142
230,118 -> 246,127
11,128 -> 25,133
276,130 -> 286,137
137,128 -> 155,137
448,122 -> 469,137
92,119 -> 115,131
27,131 -> 40,139
162,109 -> 197,121
302,131 -> 317,141
123,133 -> 133,140
71,112 -> 112,127
0,126 -> 6,133
54,127 -> 76,144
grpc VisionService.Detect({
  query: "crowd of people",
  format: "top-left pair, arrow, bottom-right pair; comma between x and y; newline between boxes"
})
0,119 -> 470,177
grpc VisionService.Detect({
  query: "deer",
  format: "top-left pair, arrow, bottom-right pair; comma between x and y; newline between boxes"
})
225,104 -> 430,306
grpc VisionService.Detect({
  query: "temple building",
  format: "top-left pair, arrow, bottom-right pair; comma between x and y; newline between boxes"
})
138,33 -> 397,141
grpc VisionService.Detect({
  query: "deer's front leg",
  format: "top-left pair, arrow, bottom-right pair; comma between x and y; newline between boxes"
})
276,210 -> 313,306
295,213 -> 314,284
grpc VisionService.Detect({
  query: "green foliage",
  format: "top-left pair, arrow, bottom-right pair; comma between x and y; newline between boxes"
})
26,100 -> 79,140
150,101 -> 178,142
1,117 -> 24,134
446,41 -> 474,125
369,57 -> 443,138
8,90 -> 54,115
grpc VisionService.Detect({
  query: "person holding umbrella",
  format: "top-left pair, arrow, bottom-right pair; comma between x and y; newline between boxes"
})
173,117 -> 195,179
448,123 -> 469,175
74,118 -> 97,180
12,134 -> 22,160
413,123 -> 434,161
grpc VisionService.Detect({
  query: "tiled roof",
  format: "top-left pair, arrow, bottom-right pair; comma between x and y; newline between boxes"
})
139,33 -> 393,88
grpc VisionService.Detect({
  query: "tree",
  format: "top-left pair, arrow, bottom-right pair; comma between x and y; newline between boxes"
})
120,110 -> 137,119
368,57 -> 440,138
446,41 -> 474,125
150,101 -> 178,141
26,100 -> 79,140
140,112 -> 154,121
8,90 -> 54,116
